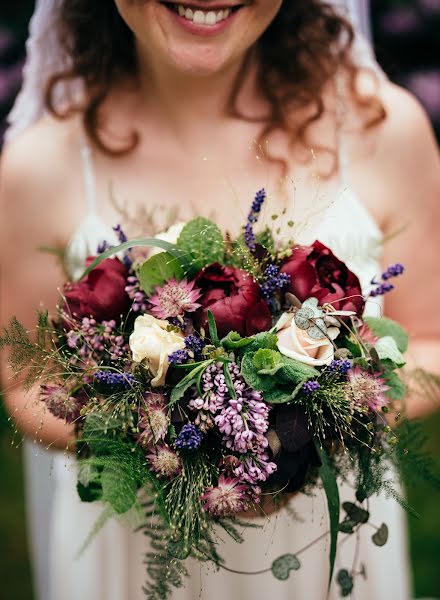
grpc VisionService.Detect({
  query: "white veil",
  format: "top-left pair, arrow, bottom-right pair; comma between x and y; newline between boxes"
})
6,0 -> 383,143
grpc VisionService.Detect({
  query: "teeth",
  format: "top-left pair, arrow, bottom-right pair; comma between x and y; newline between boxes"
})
173,4 -> 233,25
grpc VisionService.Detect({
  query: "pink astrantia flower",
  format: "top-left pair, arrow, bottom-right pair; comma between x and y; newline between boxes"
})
357,324 -> 379,346
347,366 -> 389,412
137,393 -> 169,448
40,384 -> 86,423
147,445 -> 182,478
201,475 -> 251,517
149,278 -> 202,319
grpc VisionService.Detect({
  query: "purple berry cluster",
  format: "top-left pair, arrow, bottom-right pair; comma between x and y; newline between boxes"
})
175,424 -> 203,450
66,317 -> 129,367
370,263 -> 405,297
168,335 -> 205,366
327,359 -> 352,375
302,380 -> 321,394
94,370 -> 138,389
189,362 -> 276,486
260,264 -> 291,300
244,188 -> 266,252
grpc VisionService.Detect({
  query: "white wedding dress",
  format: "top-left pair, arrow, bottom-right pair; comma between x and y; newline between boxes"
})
24,140 -> 412,600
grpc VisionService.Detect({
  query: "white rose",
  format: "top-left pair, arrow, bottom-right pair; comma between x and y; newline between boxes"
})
150,222 -> 186,256
275,313 -> 339,367
129,314 -> 185,387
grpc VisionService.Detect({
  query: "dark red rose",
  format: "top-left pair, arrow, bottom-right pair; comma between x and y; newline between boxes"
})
280,241 -> 364,315
64,257 -> 130,322
195,264 -> 272,338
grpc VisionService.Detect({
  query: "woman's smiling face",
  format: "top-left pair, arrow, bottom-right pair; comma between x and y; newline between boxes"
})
114,0 -> 283,75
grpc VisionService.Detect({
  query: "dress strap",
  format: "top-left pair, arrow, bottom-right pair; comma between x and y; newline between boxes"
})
335,70 -> 350,189
80,142 -> 98,216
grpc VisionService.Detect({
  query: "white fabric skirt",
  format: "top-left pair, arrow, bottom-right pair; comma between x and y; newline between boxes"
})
31,450 -> 412,600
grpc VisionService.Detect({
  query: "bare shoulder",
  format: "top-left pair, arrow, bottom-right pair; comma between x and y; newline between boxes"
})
349,79 -> 440,227
1,114 -> 78,198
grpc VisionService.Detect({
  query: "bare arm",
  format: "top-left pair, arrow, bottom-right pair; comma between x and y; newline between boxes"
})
374,86 -> 440,418
0,130 -> 75,449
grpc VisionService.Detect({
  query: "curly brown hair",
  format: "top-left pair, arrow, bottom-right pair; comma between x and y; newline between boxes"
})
46,0 -> 385,174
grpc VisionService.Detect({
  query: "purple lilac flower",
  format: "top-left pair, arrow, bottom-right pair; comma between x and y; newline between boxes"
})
302,380 -> 321,395
175,424 -> 203,450
189,362 -> 276,485
244,188 -> 266,252
125,275 -> 149,313
94,370 -> 139,389
67,317 -> 129,368
327,359 -> 352,375
260,264 -> 291,300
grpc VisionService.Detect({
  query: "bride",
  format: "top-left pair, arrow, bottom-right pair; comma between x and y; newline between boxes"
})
1,1 -> 439,599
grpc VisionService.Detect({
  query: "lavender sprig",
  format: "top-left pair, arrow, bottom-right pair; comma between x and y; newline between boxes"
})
370,263 -> 405,297
244,188 -> 266,252
260,264 -> 291,300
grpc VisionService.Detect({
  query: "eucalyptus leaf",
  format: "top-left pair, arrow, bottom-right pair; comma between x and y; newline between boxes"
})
365,317 -> 409,353
372,523 -> 389,547
271,554 -> 301,581
137,252 -> 184,295
342,502 -> 369,525
337,569 -> 354,597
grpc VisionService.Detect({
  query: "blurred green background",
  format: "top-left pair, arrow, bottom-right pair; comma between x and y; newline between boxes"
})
0,1 -> 439,599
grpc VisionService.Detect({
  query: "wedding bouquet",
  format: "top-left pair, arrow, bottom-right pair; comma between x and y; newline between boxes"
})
2,189 -> 436,599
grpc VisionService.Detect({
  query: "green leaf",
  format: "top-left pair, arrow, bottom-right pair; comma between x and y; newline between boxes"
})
137,252 -> 184,295
177,217 -> 225,271
384,371 -> 406,400
221,331 -> 254,351
207,310 -> 220,346
243,332 -> 279,354
241,353 -> 276,392
253,349 -> 283,375
76,463 -> 103,503
80,237 -> 191,279
365,317 -> 409,353
372,523 -> 389,547
315,441 -> 340,589
82,414 -> 122,455
339,519 -> 357,534
262,381 -> 305,404
169,362 -> 211,405
101,463 -> 137,514
223,362 -> 237,400
275,355 -> 320,386
271,554 -> 301,581
374,336 -> 405,367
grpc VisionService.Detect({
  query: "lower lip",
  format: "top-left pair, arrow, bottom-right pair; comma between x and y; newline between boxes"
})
163,5 -> 241,36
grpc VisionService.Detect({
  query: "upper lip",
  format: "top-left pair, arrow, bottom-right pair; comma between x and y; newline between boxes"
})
160,1 -> 245,9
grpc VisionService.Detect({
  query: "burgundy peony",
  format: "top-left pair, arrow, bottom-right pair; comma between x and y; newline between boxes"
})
195,264 -> 272,338
64,257 -> 130,322
280,241 -> 364,315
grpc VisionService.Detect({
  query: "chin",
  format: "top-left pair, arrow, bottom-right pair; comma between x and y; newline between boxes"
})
116,0 -> 282,76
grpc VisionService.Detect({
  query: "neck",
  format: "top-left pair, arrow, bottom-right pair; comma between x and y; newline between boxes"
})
134,44 -> 261,137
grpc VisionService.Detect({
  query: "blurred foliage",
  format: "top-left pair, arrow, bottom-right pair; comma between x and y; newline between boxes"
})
0,397 -> 34,600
